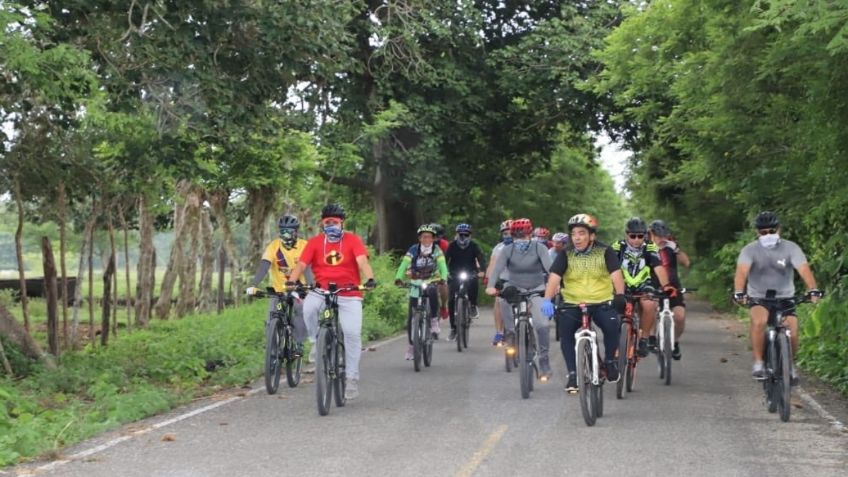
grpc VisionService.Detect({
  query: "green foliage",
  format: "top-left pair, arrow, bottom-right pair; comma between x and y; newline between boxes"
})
797,296 -> 848,394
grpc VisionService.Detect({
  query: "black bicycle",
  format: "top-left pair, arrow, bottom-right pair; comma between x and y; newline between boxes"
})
744,290 -> 820,422
452,271 -> 475,352
256,288 -> 302,393
304,283 -> 368,416
500,286 -> 545,399
398,279 -> 441,372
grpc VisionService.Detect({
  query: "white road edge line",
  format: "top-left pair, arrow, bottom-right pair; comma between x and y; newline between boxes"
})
796,387 -> 847,433
24,332 -> 407,476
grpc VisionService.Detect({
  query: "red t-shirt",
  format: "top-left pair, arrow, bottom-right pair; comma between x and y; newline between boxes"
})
438,238 -> 449,253
299,232 -> 368,297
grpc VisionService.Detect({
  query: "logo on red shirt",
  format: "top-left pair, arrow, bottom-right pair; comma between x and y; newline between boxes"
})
325,250 -> 344,266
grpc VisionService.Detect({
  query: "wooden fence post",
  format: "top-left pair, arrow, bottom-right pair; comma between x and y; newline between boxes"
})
41,237 -> 59,356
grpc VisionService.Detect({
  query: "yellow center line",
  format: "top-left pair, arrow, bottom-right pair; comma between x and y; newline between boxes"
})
455,424 -> 509,477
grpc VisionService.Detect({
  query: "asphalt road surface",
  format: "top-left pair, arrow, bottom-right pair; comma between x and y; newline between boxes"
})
11,301 -> 848,477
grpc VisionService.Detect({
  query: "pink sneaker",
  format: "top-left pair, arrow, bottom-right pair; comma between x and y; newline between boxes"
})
431,317 -> 441,335
405,345 -> 414,360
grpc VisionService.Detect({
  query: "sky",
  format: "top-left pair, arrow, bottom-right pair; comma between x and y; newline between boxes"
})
595,132 -> 631,195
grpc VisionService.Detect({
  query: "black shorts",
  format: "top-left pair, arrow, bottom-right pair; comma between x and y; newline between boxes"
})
748,299 -> 796,317
669,294 -> 685,309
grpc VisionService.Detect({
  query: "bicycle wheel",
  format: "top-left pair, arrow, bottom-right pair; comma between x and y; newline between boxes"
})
264,318 -> 282,395
333,331 -> 346,408
456,296 -> 465,353
576,339 -> 596,426
663,318 -> 673,385
412,312 -> 423,372
778,333 -> 792,422
315,327 -> 332,416
594,379 -> 604,418
505,347 -> 513,373
518,320 -> 531,399
285,327 -> 302,388
616,321 -> 630,399
423,313 -> 433,367
462,299 -> 470,349
765,339 -> 777,413
626,327 -> 637,393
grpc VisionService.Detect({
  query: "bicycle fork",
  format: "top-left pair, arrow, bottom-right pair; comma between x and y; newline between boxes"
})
657,299 -> 674,353
575,330 -> 600,386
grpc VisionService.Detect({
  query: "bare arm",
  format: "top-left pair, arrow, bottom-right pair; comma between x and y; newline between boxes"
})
287,262 -> 308,284
733,263 -> 750,292
676,250 -> 691,268
356,255 -> 375,282
544,273 -> 563,300
796,263 -> 817,290
610,269 -> 625,295
653,265 -> 670,287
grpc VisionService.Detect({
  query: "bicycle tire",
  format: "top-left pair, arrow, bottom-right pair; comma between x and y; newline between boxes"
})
576,339 -> 596,426
663,318 -> 673,385
765,338 -> 778,413
528,323 -> 537,392
519,320 -> 531,399
316,327 -> 332,416
412,312 -> 423,372
285,326 -> 302,388
461,299 -> 470,350
505,347 -> 513,372
617,321 -> 630,399
778,333 -> 792,422
595,379 -> 604,418
626,326 -> 636,393
456,296 -> 465,353
423,313 -> 433,367
264,318 -> 282,395
333,332 -> 346,408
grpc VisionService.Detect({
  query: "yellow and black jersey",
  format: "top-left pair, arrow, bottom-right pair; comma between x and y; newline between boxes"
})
550,241 -> 618,304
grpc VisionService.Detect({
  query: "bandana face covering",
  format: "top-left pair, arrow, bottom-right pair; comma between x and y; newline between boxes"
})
280,229 -> 297,248
419,244 -> 433,255
457,235 -> 470,248
502,234 -> 513,245
323,225 -> 343,243
514,239 -> 531,253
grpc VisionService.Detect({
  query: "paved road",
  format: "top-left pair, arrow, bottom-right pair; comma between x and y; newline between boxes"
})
12,301 -> 848,477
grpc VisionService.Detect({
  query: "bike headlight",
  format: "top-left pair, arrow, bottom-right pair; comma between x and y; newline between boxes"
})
459,272 -> 468,280
421,282 -> 428,291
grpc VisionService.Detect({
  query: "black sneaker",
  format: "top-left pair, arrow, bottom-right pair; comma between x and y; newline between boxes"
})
293,343 -> 304,359
565,373 -> 578,394
790,368 -> 800,386
448,329 -> 457,341
606,360 -> 620,382
672,342 -> 682,361
647,335 -> 658,353
637,338 -> 649,358
470,305 -> 479,319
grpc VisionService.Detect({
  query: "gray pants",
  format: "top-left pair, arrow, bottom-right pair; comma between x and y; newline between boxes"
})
303,292 -> 363,380
268,296 -> 306,343
500,286 -> 550,364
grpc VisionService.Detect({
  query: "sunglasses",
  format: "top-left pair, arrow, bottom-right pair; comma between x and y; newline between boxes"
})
628,233 -> 645,239
458,233 -> 470,238
758,228 -> 778,235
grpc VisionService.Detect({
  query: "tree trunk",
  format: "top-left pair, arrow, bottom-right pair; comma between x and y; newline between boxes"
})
154,180 -> 192,320
41,237 -> 59,356
118,206 -> 133,330
87,203 -> 95,345
246,185 -> 277,273
58,181 -> 69,349
217,245 -> 226,314
197,208 -> 215,313
71,199 -> 98,347
13,178 -> 30,333
0,337 -> 12,376
107,207 -> 119,337
208,189 -> 242,306
101,256 -> 115,347
0,302 -> 56,369
176,188 -> 201,317
135,195 -> 155,327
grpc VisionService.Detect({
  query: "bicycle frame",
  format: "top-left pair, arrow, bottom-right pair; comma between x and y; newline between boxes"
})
656,297 -> 674,354
573,304 -> 602,386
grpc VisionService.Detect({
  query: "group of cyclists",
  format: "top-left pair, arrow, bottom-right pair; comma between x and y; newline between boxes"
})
245,203 -> 822,404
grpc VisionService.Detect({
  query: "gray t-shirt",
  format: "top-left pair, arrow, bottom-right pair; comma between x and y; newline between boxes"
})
737,239 -> 807,298
490,241 -> 552,290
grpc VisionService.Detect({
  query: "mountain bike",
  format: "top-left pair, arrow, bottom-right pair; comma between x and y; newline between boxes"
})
398,279 -> 442,372
743,290 -> 819,422
616,292 -> 645,399
500,286 -> 545,399
452,271 -> 474,352
256,288 -> 303,393
560,303 -> 606,426
303,283 -> 369,416
646,286 -> 695,386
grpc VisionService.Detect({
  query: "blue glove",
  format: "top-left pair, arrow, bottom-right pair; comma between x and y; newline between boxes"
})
541,299 -> 555,319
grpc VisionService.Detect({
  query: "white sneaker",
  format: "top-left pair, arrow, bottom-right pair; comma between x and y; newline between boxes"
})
405,344 -> 414,360
345,379 -> 359,400
431,317 -> 441,337
308,346 -> 316,364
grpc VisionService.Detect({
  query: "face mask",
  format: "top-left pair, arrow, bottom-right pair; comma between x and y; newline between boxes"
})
420,244 -> 433,255
323,225 -> 343,243
758,233 -> 780,249
514,239 -> 531,253
502,234 -> 513,245
456,235 -> 470,248
280,229 -> 297,248
626,244 -> 641,255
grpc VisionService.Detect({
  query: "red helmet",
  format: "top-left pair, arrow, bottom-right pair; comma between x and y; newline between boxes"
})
533,227 -> 550,239
510,218 -> 533,236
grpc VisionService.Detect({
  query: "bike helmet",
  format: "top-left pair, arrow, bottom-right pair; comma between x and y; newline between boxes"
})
277,215 -> 300,230
625,217 -> 647,234
499,219 -> 513,232
753,211 -> 780,229
321,203 -> 346,220
455,223 -> 472,234
417,224 -> 437,236
567,213 -> 598,233
429,223 -> 445,238
510,218 -> 533,236
533,227 -> 550,240
552,232 -> 568,243
649,219 -> 672,237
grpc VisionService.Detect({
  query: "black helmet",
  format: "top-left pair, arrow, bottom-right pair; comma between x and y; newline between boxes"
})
278,215 -> 300,230
625,217 -> 647,234
754,211 -> 779,229
321,203 -> 346,220
649,219 -> 671,237
429,223 -> 444,237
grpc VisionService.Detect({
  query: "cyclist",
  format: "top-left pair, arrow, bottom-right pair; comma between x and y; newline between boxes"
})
245,215 -> 312,357
648,219 -> 690,360
287,204 -> 377,401
733,211 -> 821,383
549,232 -> 568,261
542,213 -> 626,393
430,223 -> 451,319
445,223 -> 487,341
485,218 -> 554,380
486,219 -> 513,345
533,227 -> 552,249
611,217 -> 676,357
395,224 -> 449,359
